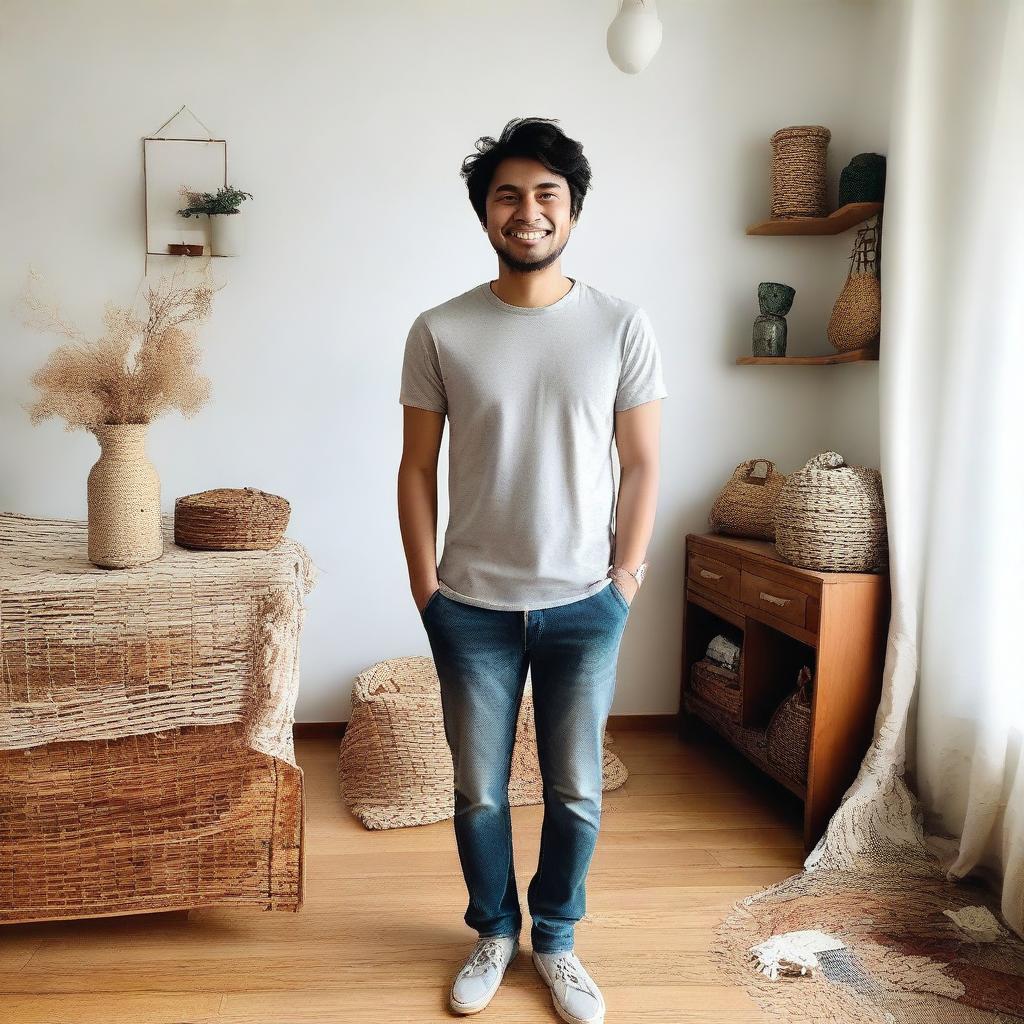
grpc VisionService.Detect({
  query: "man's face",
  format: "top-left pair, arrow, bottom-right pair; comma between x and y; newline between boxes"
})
484,156 -> 575,274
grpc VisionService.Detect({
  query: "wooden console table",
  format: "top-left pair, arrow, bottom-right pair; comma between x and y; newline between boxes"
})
679,532 -> 890,849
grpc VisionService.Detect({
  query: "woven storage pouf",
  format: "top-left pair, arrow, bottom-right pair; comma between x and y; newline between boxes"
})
338,656 -> 629,830
175,487 -> 290,550
774,452 -> 888,572
709,458 -> 787,541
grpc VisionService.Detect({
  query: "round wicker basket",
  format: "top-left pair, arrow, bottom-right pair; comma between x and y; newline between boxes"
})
174,487 -> 290,551
709,459 -> 787,541
770,125 -> 832,219
773,452 -> 887,572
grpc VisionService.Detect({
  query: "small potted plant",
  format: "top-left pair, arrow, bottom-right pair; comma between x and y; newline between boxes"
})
178,185 -> 253,257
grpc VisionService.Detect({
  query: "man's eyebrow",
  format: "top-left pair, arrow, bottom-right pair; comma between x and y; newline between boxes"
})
493,182 -> 563,194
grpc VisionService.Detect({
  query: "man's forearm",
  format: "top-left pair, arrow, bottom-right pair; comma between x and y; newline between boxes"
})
397,464 -> 440,594
612,462 -> 660,571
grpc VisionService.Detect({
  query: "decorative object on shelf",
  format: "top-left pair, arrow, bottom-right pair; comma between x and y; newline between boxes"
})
167,243 -> 204,256
338,657 -> 627,830
709,458 -> 787,541
751,282 -> 795,357
828,219 -> 881,353
838,153 -> 887,206
178,185 -> 253,257
766,665 -> 813,784
774,451 -> 888,572
175,487 -> 291,551
770,125 -> 831,219
606,0 -> 663,74
144,105 -> 227,271
21,264 -> 218,568
690,659 -> 742,722
705,633 -> 742,673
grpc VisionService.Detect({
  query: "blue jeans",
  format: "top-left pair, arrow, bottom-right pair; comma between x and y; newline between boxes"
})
419,581 -> 631,954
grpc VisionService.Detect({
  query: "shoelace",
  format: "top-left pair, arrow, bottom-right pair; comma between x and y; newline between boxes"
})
551,954 -> 591,993
463,938 -> 506,975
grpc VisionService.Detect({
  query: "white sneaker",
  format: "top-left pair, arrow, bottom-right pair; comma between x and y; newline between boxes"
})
449,935 -> 519,1014
532,950 -> 606,1024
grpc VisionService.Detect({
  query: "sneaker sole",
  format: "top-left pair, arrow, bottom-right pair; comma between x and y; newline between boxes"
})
532,951 -> 606,1024
448,942 -> 519,1015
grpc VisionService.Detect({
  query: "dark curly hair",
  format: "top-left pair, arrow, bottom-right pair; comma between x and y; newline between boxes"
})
460,117 -> 592,227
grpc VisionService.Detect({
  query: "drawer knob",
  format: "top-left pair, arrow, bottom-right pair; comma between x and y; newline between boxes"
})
700,569 -> 723,580
760,591 -> 791,607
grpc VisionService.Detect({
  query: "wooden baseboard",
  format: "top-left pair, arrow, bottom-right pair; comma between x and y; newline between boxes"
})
294,714 -> 675,742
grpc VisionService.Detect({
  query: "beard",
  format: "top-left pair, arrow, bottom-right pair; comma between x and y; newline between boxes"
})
493,232 -> 569,274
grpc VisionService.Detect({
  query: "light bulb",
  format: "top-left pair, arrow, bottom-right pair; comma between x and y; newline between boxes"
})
607,0 -> 663,74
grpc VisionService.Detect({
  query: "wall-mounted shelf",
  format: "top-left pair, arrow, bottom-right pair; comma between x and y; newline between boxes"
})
746,202 -> 882,236
737,345 -> 878,365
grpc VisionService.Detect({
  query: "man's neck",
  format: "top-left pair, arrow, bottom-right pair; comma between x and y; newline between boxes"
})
489,267 -> 575,309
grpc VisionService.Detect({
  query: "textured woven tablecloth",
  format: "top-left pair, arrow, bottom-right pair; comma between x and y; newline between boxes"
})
0,511 -> 318,923
0,511 -> 317,763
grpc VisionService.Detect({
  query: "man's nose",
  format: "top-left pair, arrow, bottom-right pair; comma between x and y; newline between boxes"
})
516,197 -> 542,223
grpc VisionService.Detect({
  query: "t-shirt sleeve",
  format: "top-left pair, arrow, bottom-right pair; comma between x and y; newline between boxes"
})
615,307 -> 668,412
399,313 -> 448,414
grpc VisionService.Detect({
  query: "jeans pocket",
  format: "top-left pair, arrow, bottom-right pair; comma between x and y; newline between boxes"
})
608,580 -> 631,614
420,588 -> 443,619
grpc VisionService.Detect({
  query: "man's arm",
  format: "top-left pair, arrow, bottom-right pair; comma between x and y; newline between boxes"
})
611,399 -> 663,604
398,405 -> 446,612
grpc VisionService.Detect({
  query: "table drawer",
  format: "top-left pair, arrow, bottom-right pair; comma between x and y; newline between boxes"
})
741,569 -> 807,627
688,551 -> 740,601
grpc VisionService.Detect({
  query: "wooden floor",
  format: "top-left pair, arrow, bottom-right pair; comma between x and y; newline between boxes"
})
0,725 -> 807,1024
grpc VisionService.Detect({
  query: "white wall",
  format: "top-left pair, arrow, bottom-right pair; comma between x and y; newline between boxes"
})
0,0 -> 892,720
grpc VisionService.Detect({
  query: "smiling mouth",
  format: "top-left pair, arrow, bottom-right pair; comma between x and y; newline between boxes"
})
507,229 -> 552,241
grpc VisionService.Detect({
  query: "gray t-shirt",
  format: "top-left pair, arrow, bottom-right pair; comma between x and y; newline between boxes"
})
399,277 -> 668,611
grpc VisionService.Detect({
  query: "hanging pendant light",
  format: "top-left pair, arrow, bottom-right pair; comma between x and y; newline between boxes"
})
606,0 -> 663,74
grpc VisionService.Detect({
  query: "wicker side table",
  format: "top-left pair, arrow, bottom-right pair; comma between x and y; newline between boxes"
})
0,512 -> 317,924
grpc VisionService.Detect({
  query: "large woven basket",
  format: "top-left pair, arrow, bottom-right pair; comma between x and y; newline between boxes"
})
175,487 -> 290,550
766,666 -> 813,785
770,125 -> 831,218
709,458 -> 787,541
338,656 -> 629,830
774,452 -> 888,572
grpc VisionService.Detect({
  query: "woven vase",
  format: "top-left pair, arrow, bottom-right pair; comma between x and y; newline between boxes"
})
773,451 -> 887,573
709,458 -> 787,541
770,125 -> 831,218
87,423 -> 163,568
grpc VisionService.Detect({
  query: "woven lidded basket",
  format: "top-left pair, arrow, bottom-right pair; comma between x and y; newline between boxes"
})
337,656 -> 628,830
774,452 -> 887,572
709,458 -> 787,541
689,659 -> 742,722
766,666 -> 813,784
770,125 -> 831,218
175,487 -> 290,550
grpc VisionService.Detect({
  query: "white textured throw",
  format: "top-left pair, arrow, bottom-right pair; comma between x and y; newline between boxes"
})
749,930 -> 847,981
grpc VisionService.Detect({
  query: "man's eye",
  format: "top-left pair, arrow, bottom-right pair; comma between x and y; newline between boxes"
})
540,193 -> 557,200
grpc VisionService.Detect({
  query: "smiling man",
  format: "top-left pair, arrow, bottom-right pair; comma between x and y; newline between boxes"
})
397,117 -> 667,1023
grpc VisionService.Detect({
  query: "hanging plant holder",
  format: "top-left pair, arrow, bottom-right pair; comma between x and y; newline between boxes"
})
827,217 -> 882,353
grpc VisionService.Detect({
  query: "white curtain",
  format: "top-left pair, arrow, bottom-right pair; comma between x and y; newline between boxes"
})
805,0 -> 1024,938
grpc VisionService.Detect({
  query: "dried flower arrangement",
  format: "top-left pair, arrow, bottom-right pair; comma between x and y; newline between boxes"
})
22,264 -> 220,431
